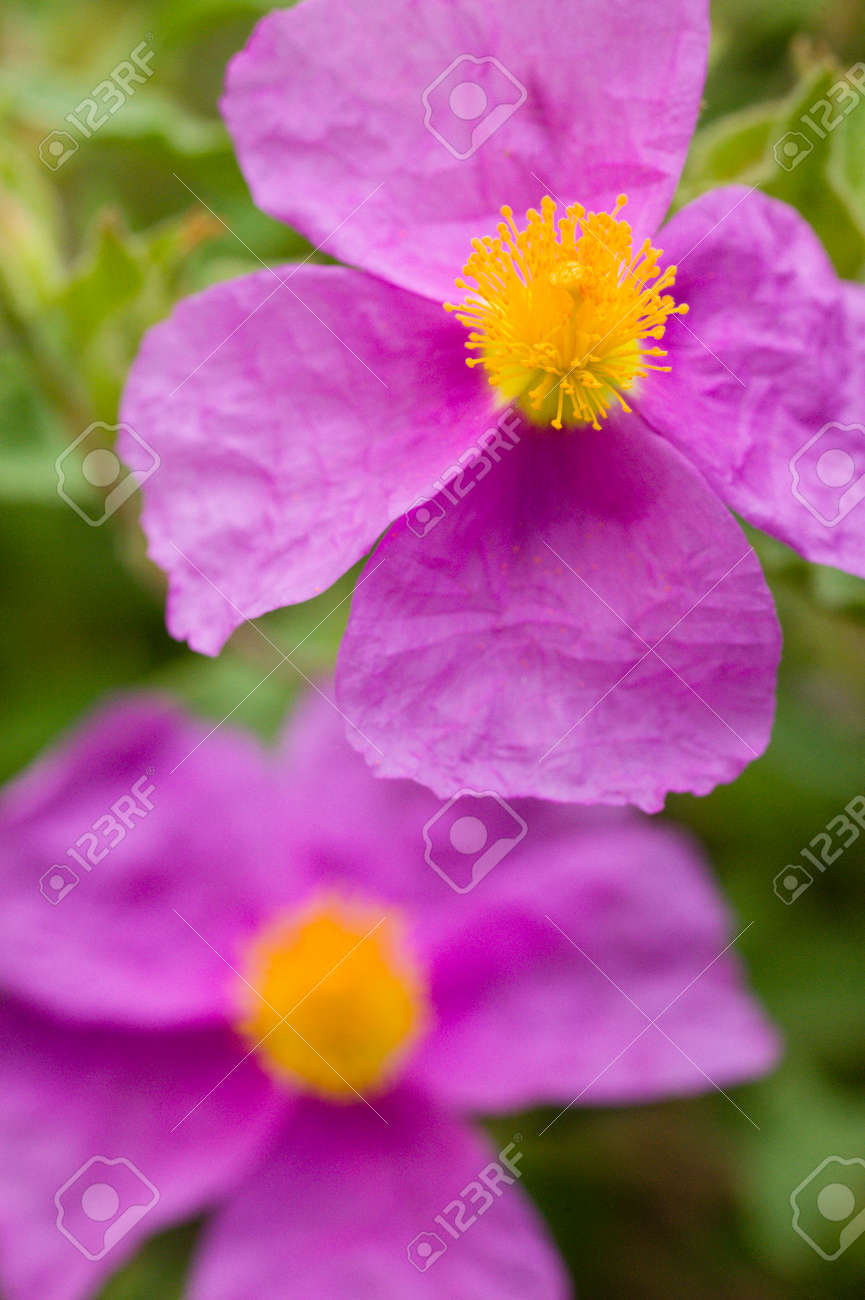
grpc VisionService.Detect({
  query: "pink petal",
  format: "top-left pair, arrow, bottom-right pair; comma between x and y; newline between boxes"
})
0,1000 -> 281,1300
639,187 -> 865,578
278,685 -> 460,913
0,697 -> 297,1028
222,0 -> 709,300
411,813 -> 779,1111
337,419 -> 781,810
120,266 -> 493,654
279,692 -> 776,1111
188,1090 -> 570,1299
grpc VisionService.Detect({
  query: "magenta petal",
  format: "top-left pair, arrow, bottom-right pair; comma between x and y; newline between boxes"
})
278,686 -> 464,911
280,695 -> 776,1112
0,1000 -> 282,1300
188,1090 -> 570,1299
120,265 -> 492,654
640,187 -> 865,579
843,278 -> 865,385
222,0 -> 709,300
0,697 -> 296,1028
337,422 -> 781,810
411,813 -> 778,1111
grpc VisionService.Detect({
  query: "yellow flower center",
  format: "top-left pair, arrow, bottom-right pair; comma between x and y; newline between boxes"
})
237,899 -> 426,1101
446,194 -> 687,431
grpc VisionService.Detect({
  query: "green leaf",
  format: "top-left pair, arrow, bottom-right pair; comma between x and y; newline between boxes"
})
0,138 -> 64,314
743,1066 -> 865,1276
0,348 -> 66,502
47,207 -> 220,417
56,213 -> 145,341
2,66 -> 226,158
97,1222 -> 197,1300
826,72 -> 865,270
679,102 -> 777,201
681,58 -> 865,276
762,63 -> 865,278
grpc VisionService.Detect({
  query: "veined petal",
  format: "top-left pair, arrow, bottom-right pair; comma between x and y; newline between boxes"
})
640,187 -> 865,579
337,419 -> 781,809
120,265 -> 493,654
223,0 -> 709,300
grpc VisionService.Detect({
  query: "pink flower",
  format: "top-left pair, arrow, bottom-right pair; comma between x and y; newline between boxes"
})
0,694 -> 775,1299
122,0 -> 863,810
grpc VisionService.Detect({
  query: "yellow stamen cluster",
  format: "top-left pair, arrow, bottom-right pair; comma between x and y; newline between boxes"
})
237,899 -> 426,1101
446,195 -> 687,431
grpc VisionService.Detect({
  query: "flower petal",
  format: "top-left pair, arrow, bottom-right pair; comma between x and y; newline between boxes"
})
278,686 -> 456,907
187,1090 -> 569,1299
120,266 -> 492,654
410,812 -> 778,1112
222,0 -> 709,300
640,187 -> 865,578
0,697 -> 295,1028
0,1000 -> 281,1300
278,691 -> 776,1111
337,420 -> 781,810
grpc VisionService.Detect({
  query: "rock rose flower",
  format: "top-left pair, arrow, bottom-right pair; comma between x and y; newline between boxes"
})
122,0 -> 863,809
0,693 -> 775,1298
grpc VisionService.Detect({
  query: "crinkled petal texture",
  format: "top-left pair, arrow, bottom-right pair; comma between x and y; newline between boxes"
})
641,187 -> 865,578
843,278 -> 865,388
222,0 -> 709,300
337,423 -> 781,810
281,693 -> 778,1112
0,1000 -> 282,1300
120,265 -> 493,654
188,1091 -> 570,1300
0,697 -> 300,1028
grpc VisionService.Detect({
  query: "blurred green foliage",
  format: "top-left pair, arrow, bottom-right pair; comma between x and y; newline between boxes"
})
1,0 -> 864,1296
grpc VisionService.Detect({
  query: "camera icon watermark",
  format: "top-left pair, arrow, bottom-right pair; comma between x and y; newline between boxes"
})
39,130 -> 79,170
405,497 -> 445,538
407,1231 -> 447,1271
39,865 -> 80,905
791,1157 -> 865,1260
56,423 -> 159,526
55,1156 -> 159,1261
422,55 -> 526,160
773,131 -> 814,171
423,791 -> 527,894
790,423 -> 865,527
773,863 -> 814,905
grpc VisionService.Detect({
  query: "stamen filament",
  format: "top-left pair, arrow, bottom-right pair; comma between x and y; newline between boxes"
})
445,194 -> 687,431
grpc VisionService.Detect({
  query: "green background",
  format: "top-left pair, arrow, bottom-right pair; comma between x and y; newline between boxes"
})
1,0 -> 864,1294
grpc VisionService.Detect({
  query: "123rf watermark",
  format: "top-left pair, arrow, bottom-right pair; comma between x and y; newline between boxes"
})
405,407 -> 524,539
39,773 -> 156,904
792,1157 -> 865,1260
39,39 -> 155,170
773,63 -> 865,171
773,793 -> 865,904
422,55 -> 525,160
55,1156 -> 159,1261
790,423 -> 865,529
406,1138 -> 523,1272
56,422 -> 159,526
423,791 -> 527,894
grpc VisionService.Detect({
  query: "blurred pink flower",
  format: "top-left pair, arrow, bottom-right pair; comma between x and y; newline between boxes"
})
0,693 -> 776,1298
121,0 -> 865,811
